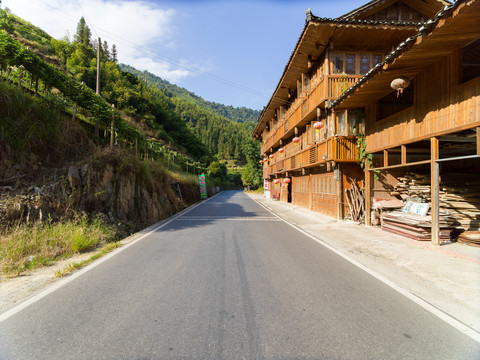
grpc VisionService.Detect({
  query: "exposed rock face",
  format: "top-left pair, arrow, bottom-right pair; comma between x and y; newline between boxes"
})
0,153 -> 201,227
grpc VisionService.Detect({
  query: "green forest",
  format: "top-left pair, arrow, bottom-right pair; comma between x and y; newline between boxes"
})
0,8 -> 263,188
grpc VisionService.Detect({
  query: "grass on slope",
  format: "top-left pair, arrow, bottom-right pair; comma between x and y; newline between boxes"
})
0,215 -> 119,277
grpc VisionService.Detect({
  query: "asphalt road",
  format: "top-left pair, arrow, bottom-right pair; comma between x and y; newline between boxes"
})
1,190 -> 479,360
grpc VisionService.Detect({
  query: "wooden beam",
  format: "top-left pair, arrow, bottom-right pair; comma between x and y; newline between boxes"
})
401,145 -> 407,165
336,164 -> 343,220
309,174 -> 313,211
370,160 -> 431,171
477,127 -> 480,155
365,161 -> 371,226
431,137 -> 440,246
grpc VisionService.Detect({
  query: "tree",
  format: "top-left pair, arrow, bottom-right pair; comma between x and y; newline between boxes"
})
111,44 -> 118,62
102,40 -> 110,61
74,17 -> 91,46
208,161 -> 227,185
241,137 -> 262,188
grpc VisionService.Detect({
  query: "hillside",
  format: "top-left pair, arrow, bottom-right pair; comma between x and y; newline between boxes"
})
119,64 -> 261,124
0,7 -> 263,277
0,8 -> 262,167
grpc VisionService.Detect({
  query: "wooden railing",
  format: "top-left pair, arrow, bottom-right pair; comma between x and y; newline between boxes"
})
263,136 -> 359,177
261,75 -> 362,155
328,75 -> 361,99
331,136 -> 358,161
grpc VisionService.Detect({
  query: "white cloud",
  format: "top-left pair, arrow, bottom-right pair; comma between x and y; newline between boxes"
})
2,0 -> 195,82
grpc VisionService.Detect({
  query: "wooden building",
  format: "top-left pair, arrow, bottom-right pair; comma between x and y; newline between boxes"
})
329,0 -> 480,244
253,0 -> 448,219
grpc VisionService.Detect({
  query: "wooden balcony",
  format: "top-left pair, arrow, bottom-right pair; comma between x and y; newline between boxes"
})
261,75 -> 362,155
263,136 -> 359,178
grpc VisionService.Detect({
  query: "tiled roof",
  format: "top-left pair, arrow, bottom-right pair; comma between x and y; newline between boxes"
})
253,9 -> 424,136
308,10 -> 424,27
328,1 -> 459,110
336,0 -> 451,21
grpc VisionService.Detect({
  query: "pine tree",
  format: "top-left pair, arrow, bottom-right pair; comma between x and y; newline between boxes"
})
74,17 -> 91,46
102,40 -> 110,60
111,44 -> 118,62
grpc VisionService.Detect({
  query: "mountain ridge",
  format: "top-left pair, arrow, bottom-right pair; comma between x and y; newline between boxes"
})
119,64 -> 261,124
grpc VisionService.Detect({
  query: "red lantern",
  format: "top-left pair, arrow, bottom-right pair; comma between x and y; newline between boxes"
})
313,121 -> 324,130
278,147 -> 284,153
283,178 -> 291,184
263,157 -> 268,162
269,154 -> 274,159
274,179 -> 280,184
293,137 -> 300,145
259,160 -> 263,164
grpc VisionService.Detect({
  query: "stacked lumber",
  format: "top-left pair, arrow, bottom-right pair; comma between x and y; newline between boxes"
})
439,174 -> 480,231
389,172 -> 480,232
392,173 -> 432,201
381,211 -> 454,242
457,231 -> 480,247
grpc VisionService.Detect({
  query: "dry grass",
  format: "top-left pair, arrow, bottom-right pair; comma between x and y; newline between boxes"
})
0,215 -> 118,276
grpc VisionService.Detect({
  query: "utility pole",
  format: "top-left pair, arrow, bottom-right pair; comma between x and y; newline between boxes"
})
96,37 -> 101,95
110,104 -> 115,148
95,37 -> 101,142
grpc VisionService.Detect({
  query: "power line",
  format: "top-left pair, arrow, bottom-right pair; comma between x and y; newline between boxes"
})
73,0 -> 99,39
33,0 -> 278,103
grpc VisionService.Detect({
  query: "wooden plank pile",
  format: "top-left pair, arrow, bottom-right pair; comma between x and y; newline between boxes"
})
457,231 -> 480,247
388,172 -> 480,232
439,174 -> 480,231
381,210 -> 455,242
391,173 -> 432,201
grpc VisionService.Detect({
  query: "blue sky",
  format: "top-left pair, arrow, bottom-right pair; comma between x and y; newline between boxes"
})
2,0 -> 366,110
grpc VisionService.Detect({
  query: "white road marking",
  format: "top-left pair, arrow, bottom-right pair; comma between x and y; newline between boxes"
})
0,194 -> 220,323
174,216 -> 280,221
253,198 -> 480,344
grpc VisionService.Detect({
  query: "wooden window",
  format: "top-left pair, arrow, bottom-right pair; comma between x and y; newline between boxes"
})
345,54 -> 356,75
303,74 -> 310,93
462,38 -> 480,83
333,54 -> 344,74
337,111 -> 346,135
372,54 -> 383,67
359,54 -> 370,75
347,109 -> 365,136
280,106 -> 286,121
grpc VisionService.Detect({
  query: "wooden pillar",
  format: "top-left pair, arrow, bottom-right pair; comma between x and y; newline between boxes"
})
401,145 -> 407,165
365,161 -> 372,226
336,164 -> 343,220
383,150 -> 389,167
309,174 -> 313,211
477,127 -> 480,155
431,137 -> 440,245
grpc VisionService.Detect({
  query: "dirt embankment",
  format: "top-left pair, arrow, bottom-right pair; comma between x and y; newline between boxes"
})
0,148 -> 200,228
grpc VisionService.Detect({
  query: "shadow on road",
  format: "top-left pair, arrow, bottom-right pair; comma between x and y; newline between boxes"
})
157,191 -> 271,232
